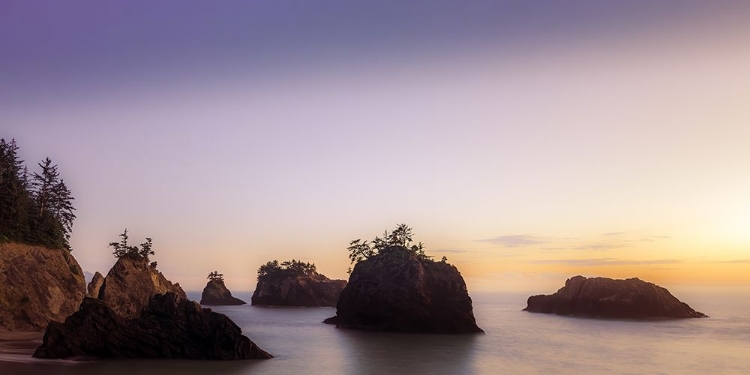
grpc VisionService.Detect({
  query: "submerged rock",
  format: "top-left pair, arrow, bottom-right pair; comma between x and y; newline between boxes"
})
0,243 -> 85,331
201,279 -> 246,306
85,271 -> 104,298
525,275 -> 707,319
251,274 -> 346,307
97,256 -> 187,318
33,292 -> 272,360
324,246 -> 483,333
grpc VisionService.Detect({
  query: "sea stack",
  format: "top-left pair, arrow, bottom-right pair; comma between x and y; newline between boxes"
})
33,293 -> 272,360
525,275 -> 707,319
201,274 -> 246,305
325,245 -> 483,333
251,260 -> 346,307
97,256 -> 187,318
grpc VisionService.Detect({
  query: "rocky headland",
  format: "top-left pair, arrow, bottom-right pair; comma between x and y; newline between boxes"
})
525,275 -> 707,319
0,243 -> 85,331
324,245 -> 483,333
33,292 -> 272,360
201,278 -> 246,306
96,256 -> 186,318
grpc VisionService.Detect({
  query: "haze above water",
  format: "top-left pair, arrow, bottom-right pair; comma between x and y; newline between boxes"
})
2,290 -> 749,374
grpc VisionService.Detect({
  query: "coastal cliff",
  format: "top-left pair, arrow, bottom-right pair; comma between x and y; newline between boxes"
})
251,275 -> 346,307
33,293 -> 272,360
0,243 -> 85,331
97,256 -> 186,318
201,279 -> 246,306
324,246 -> 483,333
525,275 -> 707,319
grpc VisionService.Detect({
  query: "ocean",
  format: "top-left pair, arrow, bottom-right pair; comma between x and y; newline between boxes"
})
1,289 -> 749,374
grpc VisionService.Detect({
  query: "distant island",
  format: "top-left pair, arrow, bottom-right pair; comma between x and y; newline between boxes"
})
201,271 -> 246,305
324,224 -> 483,334
251,259 -> 346,307
524,275 -> 707,319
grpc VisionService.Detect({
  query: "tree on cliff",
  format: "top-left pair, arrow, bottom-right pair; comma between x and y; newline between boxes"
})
109,229 -> 155,262
208,271 -> 224,281
347,224 -> 432,269
0,138 -> 75,250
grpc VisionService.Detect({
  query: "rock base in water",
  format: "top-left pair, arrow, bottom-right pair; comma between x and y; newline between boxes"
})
252,276 -> 346,307
201,279 -> 246,306
33,293 -> 272,360
525,275 -> 707,319
325,246 -> 483,334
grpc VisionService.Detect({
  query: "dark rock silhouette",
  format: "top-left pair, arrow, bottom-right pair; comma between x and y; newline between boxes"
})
525,275 -> 707,319
252,274 -> 346,307
97,256 -> 186,318
0,243 -> 85,331
33,293 -> 272,360
201,279 -> 246,306
85,271 -> 104,298
324,246 -> 483,333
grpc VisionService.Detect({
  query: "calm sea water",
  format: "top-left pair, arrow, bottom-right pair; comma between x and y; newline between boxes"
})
1,290 -> 749,374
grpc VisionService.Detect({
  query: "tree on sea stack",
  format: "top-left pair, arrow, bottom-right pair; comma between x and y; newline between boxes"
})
347,223 -> 432,269
208,271 -> 224,281
109,229 -> 155,263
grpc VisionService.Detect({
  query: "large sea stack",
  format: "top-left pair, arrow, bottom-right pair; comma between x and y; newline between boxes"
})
97,256 -> 187,318
201,278 -> 246,306
525,275 -> 707,319
324,246 -> 483,333
33,293 -> 272,360
0,243 -> 85,331
251,260 -> 346,307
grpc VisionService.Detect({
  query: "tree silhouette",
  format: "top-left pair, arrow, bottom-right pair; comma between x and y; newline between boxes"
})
109,229 -> 154,262
257,259 -> 318,281
207,271 -> 224,281
347,224 -> 432,268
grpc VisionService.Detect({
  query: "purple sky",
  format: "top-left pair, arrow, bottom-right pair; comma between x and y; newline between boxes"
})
3,1 -> 749,291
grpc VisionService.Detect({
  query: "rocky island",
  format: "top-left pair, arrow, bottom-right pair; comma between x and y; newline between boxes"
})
252,259 -> 346,307
525,275 -> 707,319
324,224 -> 483,334
201,271 -> 246,305
33,293 -> 271,360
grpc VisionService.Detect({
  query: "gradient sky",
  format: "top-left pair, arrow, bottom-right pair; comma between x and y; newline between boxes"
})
2,1 -> 749,292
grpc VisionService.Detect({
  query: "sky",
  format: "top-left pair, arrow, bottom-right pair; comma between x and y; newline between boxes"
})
2,1 -> 749,293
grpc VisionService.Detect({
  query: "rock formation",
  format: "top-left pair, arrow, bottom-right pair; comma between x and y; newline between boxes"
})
97,256 -> 186,318
324,246 -> 483,333
524,275 -> 707,319
85,271 -> 104,298
33,293 -> 272,360
201,279 -> 246,305
252,274 -> 346,307
0,243 -> 85,331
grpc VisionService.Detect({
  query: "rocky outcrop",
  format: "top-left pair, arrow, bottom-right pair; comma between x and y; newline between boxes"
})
324,246 -> 483,333
252,274 -> 346,307
525,275 -> 707,319
201,279 -> 246,306
85,272 -> 104,298
0,243 -> 85,331
97,256 -> 186,318
33,293 -> 272,360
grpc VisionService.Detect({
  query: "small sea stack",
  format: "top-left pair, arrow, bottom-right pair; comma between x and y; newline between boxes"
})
201,271 -> 246,306
525,275 -> 707,319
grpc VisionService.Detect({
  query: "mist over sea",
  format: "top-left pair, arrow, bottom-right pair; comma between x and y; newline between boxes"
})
2,290 -> 749,374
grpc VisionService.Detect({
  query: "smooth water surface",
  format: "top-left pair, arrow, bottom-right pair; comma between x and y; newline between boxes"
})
1,290 -> 749,374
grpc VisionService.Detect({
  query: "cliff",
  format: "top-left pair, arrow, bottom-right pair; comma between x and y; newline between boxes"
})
85,271 -> 104,298
33,293 -> 272,360
0,243 -> 85,331
251,274 -> 346,307
525,275 -> 707,319
97,256 -> 186,318
200,279 -> 246,306
324,246 -> 483,333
